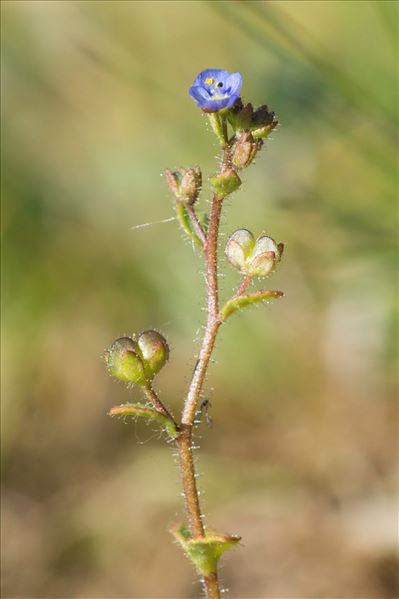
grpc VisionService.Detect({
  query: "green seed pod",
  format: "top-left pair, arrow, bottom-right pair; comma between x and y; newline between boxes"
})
137,330 -> 169,379
209,169 -> 241,199
106,337 -> 147,385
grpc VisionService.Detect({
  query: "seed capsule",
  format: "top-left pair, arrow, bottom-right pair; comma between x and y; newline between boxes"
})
225,229 -> 254,270
106,331 -> 170,386
225,229 -> 284,277
137,330 -> 169,379
105,337 -> 146,385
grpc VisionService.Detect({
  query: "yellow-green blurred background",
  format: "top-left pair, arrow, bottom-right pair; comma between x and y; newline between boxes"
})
1,1 -> 398,597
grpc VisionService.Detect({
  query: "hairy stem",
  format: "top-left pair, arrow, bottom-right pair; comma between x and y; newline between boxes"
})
231,274 -> 252,300
176,141 -> 231,599
176,425 -> 204,537
203,572 -> 221,599
182,195 -> 222,426
143,384 -> 177,426
186,204 -> 207,248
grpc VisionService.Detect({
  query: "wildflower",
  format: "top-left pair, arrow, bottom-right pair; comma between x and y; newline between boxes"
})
189,69 -> 242,112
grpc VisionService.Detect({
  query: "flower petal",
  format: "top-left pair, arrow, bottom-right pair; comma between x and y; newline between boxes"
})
205,97 -> 236,111
226,72 -> 243,95
196,68 -> 229,86
189,85 -> 211,103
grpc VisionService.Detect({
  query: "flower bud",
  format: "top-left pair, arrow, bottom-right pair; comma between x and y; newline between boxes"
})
137,330 -> 169,379
225,229 -> 283,277
164,167 -> 202,205
232,131 -> 263,169
251,105 -> 278,139
228,99 -> 254,130
228,100 -> 278,138
209,169 -> 241,199
106,337 -> 146,385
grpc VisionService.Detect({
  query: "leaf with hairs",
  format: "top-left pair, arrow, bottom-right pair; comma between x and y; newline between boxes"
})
220,290 -> 283,321
171,523 -> 241,576
108,403 -> 179,439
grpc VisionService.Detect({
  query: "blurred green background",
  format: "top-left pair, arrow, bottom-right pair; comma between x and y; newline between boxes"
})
1,1 -> 398,597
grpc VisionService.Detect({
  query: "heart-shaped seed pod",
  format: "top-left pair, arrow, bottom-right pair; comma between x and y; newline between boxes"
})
246,235 -> 282,277
225,229 -> 255,270
225,229 -> 284,277
105,337 -> 146,385
137,330 -> 169,379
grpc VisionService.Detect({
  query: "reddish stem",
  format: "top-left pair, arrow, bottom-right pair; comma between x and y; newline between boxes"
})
232,274 -> 252,300
176,142 -> 232,599
186,203 -> 207,248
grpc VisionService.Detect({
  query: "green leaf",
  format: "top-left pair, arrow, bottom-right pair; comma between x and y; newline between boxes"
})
171,523 -> 241,576
108,402 -> 179,439
176,202 -> 204,247
220,289 -> 284,321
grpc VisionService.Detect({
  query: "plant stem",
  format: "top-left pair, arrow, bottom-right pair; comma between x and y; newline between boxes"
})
143,384 -> 177,426
203,572 -> 221,599
182,194 -> 222,426
176,425 -> 204,537
176,142 -> 232,599
232,274 -> 253,300
186,204 -> 207,249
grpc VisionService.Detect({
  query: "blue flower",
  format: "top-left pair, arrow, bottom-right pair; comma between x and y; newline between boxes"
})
189,69 -> 243,112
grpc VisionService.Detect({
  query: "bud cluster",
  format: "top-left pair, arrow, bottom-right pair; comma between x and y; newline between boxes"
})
164,166 -> 202,205
106,331 -> 169,386
228,98 -> 278,139
229,100 -> 278,172
225,228 -> 284,277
